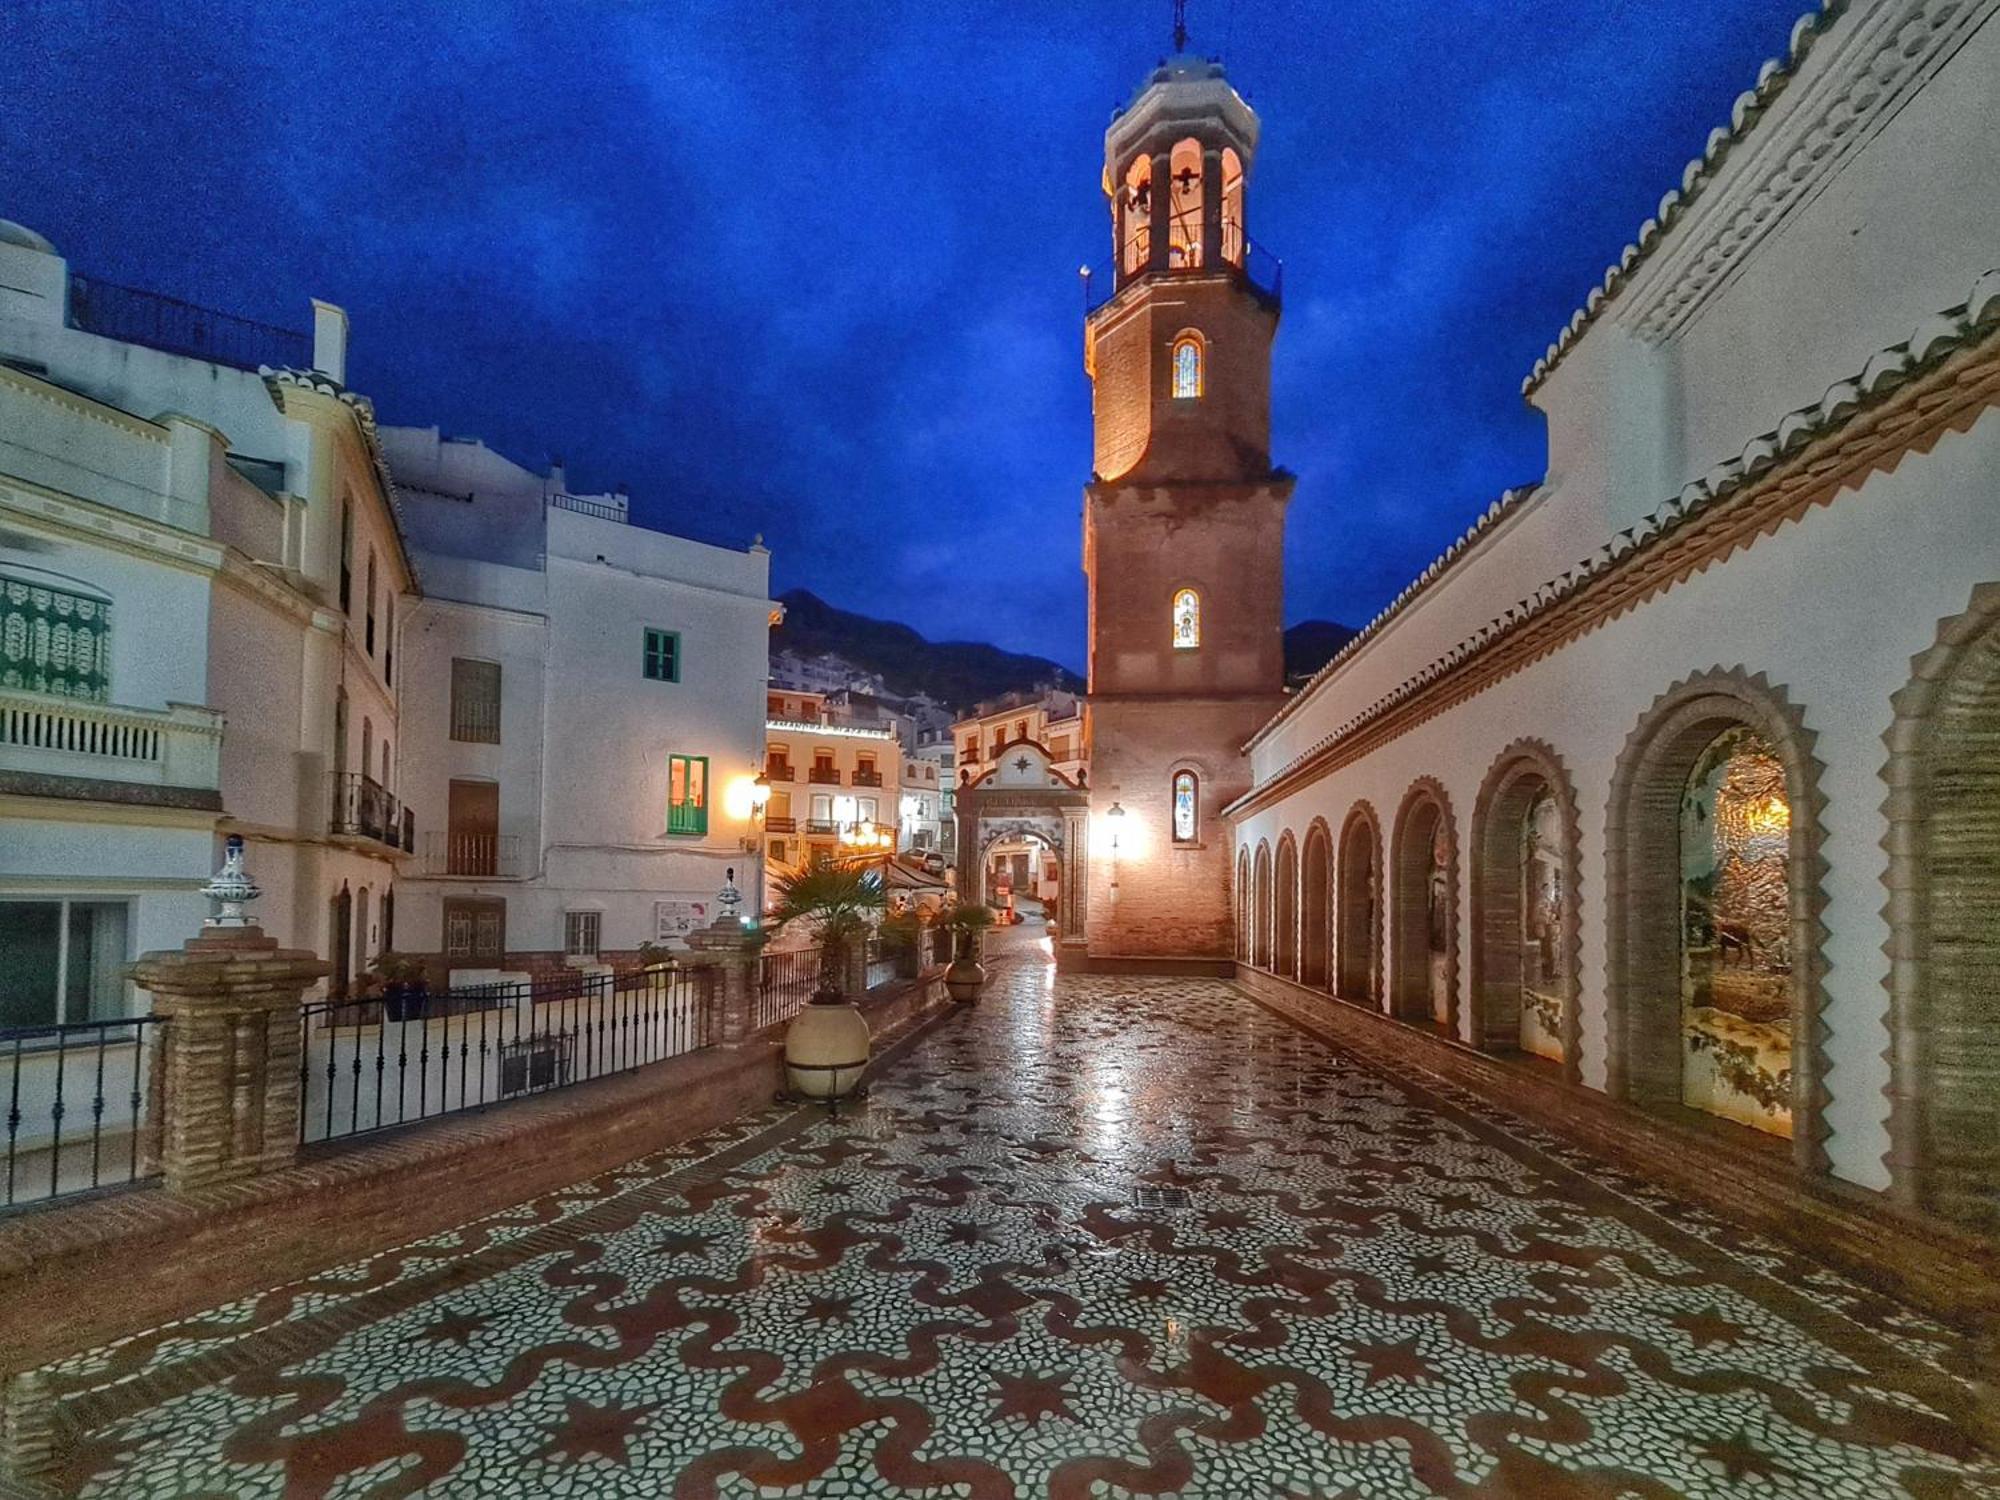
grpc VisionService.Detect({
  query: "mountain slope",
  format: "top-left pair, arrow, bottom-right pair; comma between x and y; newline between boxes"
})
772,590 -> 1082,707
1284,619 -> 1360,684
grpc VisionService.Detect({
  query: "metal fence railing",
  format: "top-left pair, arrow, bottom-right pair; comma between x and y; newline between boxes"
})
67,274 -> 310,371
1,1015 -> 165,1210
298,966 -> 712,1146
756,947 -> 820,1031
864,937 -> 897,991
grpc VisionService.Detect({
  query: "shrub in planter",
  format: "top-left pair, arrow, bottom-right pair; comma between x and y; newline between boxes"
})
879,909 -> 928,979
369,951 -> 431,1022
939,903 -> 995,1002
767,853 -> 887,1100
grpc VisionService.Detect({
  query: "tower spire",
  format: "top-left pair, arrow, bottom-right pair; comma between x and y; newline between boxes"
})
1172,0 -> 1189,54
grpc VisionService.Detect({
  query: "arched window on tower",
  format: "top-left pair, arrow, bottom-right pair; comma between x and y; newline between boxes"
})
1168,138 -> 1203,268
1172,770 -> 1198,844
1171,334 -> 1203,399
1172,587 -> 1200,649
1221,148 -> 1245,266
1121,156 -> 1152,275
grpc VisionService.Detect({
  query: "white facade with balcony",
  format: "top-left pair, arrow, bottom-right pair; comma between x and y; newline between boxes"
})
0,220 -> 415,1027
383,427 -> 774,978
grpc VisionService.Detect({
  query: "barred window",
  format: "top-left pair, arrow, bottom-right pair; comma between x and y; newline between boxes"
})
563,910 -> 601,959
1,575 -> 111,700
450,658 -> 501,743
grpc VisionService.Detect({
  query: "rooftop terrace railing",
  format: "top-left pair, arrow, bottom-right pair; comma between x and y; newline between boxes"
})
67,275 -> 310,372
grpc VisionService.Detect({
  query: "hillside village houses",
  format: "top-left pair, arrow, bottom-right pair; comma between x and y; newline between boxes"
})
762,689 -> 902,882
0,219 -> 781,1025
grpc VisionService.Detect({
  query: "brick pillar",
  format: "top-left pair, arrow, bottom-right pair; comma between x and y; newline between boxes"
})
683,921 -> 758,1047
129,924 -> 329,1193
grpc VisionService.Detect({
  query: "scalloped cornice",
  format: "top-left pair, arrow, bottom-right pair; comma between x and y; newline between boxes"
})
261,367 -> 421,592
1521,0 -> 1991,398
1233,268 -> 2000,818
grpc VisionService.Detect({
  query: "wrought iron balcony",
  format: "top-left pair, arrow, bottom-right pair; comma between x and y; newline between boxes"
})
807,767 -> 842,785
852,770 -> 884,788
67,275 -> 309,371
421,831 -> 523,878
764,815 -> 798,834
330,773 -> 405,851
763,762 -> 795,782
1083,237 -> 1282,315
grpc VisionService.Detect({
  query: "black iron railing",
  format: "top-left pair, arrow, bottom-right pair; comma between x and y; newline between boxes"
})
548,493 -> 626,523
67,275 -> 309,371
756,947 -> 821,1030
0,1015 -> 165,1210
422,831 -> 520,878
1083,237 -> 1282,315
864,936 -> 896,991
331,772 -> 404,850
299,966 -> 713,1146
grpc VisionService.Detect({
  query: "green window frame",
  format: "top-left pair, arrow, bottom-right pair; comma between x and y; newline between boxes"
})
642,628 -> 680,683
667,754 -> 708,836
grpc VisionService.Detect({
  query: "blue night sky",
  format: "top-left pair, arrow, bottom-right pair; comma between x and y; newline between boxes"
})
2,0 -> 1806,670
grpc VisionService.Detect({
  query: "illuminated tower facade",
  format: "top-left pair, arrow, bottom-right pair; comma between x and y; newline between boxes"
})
1081,51 -> 1290,969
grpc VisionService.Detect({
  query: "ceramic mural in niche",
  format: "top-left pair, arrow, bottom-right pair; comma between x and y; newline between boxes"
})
1518,789 -> 1567,1062
1679,727 -> 1793,1137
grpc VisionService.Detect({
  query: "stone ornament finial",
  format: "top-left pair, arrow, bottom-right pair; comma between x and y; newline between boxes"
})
201,834 -> 260,927
716,866 -> 742,925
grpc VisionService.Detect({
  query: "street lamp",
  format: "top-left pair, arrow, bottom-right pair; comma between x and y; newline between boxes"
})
747,771 -> 773,922
1106,800 -> 1126,892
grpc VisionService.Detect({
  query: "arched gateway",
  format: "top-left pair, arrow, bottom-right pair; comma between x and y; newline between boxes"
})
953,739 -> 1093,965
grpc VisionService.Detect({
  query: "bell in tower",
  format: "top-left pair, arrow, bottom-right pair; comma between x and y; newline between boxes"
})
1076,42 -> 1293,973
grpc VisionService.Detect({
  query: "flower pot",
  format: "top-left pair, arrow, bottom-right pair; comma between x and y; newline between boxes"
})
944,957 -> 986,1003
384,983 -> 430,1023
784,995 -> 870,1100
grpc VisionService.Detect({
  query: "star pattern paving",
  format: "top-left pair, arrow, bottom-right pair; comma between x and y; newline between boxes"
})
33,924 -> 2000,1497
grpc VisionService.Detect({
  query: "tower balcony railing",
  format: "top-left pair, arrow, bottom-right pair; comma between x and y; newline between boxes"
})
1083,237 -> 1281,315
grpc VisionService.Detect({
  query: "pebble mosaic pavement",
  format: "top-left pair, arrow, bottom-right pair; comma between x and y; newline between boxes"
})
40,925 -> 2000,1498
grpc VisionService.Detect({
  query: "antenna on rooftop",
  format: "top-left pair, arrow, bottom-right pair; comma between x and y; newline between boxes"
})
1172,0 -> 1189,53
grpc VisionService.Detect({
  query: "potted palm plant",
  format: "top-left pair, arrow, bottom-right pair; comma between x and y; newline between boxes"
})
878,908 -> 928,980
940,902 -> 994,1002
766,852 -> 886,1101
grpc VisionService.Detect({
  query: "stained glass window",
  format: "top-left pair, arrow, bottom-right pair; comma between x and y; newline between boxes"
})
1172,336 -> 1202,399
1679,727 -> 1793,1138
1172,771 -> 1197,843
0,576 -> 110,701
1172,588 -> 1200,649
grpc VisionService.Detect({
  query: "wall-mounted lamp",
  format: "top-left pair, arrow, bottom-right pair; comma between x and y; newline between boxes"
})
1107,800 -> 1125,852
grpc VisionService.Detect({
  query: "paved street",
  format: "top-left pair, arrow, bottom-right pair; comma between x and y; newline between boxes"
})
48,925 -> 1996,1497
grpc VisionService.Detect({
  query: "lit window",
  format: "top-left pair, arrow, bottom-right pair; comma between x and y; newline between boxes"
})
667,754 -> 708,835
1172,336 -> 1202,399
1173,772 -> 1198,844
643,628 -> 680,682
1172,588 -> 1200,649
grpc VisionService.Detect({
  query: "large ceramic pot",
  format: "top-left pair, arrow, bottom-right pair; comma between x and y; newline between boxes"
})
784,993 -> 871,1100
944,934 -> 986,1003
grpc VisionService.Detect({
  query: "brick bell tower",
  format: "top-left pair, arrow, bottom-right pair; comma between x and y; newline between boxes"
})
1080,47 -> 1290,972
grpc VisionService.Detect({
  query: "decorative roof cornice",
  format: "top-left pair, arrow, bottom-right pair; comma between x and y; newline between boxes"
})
1247,481 -> 1541,749
261,367 -> 421,592
1233,268 -> 2000,818
1521,0 -> 1988,399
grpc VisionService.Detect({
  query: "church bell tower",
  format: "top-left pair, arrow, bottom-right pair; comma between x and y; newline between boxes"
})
1080,47 -> 1291,970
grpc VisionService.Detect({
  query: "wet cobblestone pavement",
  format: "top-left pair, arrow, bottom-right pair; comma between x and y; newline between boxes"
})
47,926 -> 2000,1497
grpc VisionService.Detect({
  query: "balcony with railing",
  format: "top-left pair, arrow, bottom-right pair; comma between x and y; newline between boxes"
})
0,689 -> 223,809
421,831 -> 523,878
851,769 -> 884,788
67,275 -> 310,371
763,760 -> 795,782
330,773 -> 407,851
547,492 -> 628,523
807,767 -> 842,785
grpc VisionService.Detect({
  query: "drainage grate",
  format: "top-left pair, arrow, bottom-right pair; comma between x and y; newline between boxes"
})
1132,1186 -> 1193,1211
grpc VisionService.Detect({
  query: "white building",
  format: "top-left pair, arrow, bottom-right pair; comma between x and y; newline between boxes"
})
0,221 -> 414,1019
899,755 -> 944,852
382,427 -> 775,977
763,692 -> 901,882
1225,1 -> 2000,1234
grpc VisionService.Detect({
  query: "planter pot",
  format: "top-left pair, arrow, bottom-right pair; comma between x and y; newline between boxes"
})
784,996 -> 871,1100
944,957 -> 986,1003
384,984 -> 430,1023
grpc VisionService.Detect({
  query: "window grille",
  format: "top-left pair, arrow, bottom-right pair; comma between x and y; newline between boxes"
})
449,659 -> 502,743
0,577 -> 111,701
564,910 -> 601,959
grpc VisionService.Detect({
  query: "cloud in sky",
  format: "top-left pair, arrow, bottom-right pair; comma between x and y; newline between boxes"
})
0,0 -> 1807,667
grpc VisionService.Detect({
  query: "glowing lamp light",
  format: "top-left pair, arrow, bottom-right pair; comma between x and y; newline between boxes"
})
749,772 -> 772,812
1107,800 -> 1126,853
